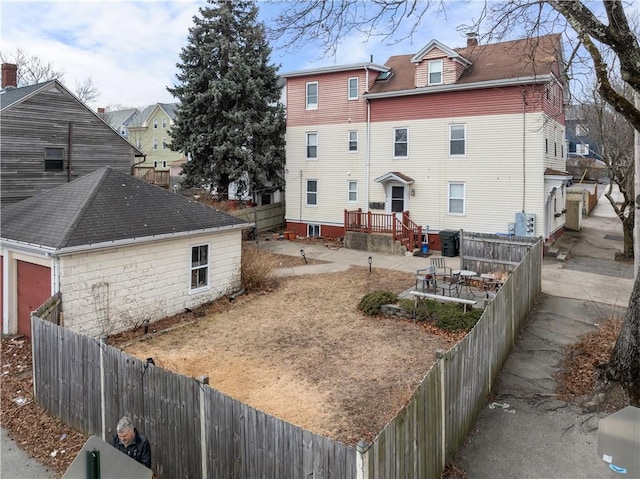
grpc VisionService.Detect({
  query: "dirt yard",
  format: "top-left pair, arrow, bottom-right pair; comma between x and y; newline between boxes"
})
114,265 -> 460,444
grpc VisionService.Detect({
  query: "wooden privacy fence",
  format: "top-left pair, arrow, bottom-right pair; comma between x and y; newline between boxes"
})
227,201 -> 285,233
32,235 -> 542,478
31,320 -> 355,478
359,238 -> 542,477
459,230 -> 540,273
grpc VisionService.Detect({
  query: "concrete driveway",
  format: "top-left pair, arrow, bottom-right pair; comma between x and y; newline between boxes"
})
455,185 -> 635,479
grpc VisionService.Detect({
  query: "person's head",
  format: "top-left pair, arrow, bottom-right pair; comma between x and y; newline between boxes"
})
116,416 -> 135,446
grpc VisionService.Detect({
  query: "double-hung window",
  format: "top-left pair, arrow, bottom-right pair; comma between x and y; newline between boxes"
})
348,181 -> 358,202
153,119 -> 158,129
162,117 -> 167,128
162,138 -> 168,150
153,138 -> 158,150
44,148 -> 64,171
306,180 -> 318,206
348,77 -> 358,100
348,130 -> 358,152
394,128 -> 408,158
449,124 -> 465,156
429,60 -> 443,85
448,183 -> 465,215
190,244 -> 209,291
306,82 -> 318,110
306,132 -> 318,159
576,143 -> 589,155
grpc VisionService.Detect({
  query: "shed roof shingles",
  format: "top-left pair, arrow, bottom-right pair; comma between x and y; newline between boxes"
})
1,167 -> 248,250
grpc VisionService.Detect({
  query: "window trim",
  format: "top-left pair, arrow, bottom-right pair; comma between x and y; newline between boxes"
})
347,180 -> 358,203
189,244 -> 210,292
162,117 -> 167,128
306,179 -> 318,207
449,124 -> 466,156
308,224 -> 321,237
306,132 -> 318,160
393,127 -> 408,159
448,182 -> 465,215
153,118 -> 158,129
153,138 -> 158,150
162,138 -> 168,150
44,147 -> 64,171
428,59 -> 443,85
347,77 -> 358,100
348,130 -> 358,153
306,81 -> 318,110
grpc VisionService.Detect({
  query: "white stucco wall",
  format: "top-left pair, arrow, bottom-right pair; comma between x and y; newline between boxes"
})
58,229 -> 242,338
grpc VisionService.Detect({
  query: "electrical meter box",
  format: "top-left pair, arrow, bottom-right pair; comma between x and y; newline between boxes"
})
514,212 -> 536,237
597,406 -> 640,476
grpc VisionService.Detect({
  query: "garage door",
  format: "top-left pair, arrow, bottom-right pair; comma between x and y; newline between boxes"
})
17,261 -> 51,338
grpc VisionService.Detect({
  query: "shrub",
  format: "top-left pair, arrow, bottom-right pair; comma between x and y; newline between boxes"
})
241,246 -> 277,292
398,298 -> 482,331
358,291 -> 398,316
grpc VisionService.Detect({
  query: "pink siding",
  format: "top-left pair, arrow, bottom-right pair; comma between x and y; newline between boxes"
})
286,71 -> 369,127
542,81 -> 565,125
370,84 -> 546,122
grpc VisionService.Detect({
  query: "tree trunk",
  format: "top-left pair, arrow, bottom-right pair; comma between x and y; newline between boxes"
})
602,273 -> 640,406
623,215 -> 634,257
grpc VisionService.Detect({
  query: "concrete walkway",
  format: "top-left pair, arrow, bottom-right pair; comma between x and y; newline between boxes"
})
1,427 -> 54,478
455,184 -> 634,479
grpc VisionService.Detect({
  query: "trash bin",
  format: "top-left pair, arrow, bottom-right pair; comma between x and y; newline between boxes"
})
439,230 -> 459,257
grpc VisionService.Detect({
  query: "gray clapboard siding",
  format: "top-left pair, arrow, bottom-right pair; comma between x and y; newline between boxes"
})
1,86 -> 137,206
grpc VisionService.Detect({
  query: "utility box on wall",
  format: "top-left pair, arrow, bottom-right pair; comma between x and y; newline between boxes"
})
514,212 -> 536,237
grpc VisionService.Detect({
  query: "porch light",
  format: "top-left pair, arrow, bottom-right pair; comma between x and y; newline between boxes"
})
411,188 -> 415,196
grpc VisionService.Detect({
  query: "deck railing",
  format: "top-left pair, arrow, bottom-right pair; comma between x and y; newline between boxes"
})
344,209 -> 422,251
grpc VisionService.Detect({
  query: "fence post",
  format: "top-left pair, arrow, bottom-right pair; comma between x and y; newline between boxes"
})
355,440 -> 370,479
100,336 -> 107,441
199,376 -> 209,479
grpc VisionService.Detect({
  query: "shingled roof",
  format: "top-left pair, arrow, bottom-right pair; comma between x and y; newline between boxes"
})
1,167 -> 249,251
368,34 -> 562,95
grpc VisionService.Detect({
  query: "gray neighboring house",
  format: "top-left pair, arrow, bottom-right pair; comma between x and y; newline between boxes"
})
1,167 -> 250,338
0,63 -> 144,207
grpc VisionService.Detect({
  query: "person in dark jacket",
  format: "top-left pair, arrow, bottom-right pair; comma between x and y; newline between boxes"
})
111,416 -> 151,468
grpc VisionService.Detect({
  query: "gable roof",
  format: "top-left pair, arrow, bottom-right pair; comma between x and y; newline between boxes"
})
368,34 -> 562,96
1,80 -> 145,157
1,167 -> 249,252
410,39 -> 471,65
103,108 -> 139,130
0,80 -> 57,110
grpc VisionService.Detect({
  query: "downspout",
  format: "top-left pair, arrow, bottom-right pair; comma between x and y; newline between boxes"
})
522,89 -> 527,212
132,155 -> 147,176
365,93 -> 371,213
68,122 -> 72,182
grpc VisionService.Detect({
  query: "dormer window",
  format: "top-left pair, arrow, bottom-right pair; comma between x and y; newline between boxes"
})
428,60 -> 443,85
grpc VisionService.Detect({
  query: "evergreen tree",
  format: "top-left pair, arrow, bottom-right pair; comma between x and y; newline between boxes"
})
168,0 -> 285,200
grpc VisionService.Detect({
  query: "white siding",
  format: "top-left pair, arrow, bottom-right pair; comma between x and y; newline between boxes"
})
368,112 -> 548,235
59,230 -> 242,337
285,122 -> 368,226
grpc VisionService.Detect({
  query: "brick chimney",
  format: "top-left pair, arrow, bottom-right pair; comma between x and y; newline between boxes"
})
97,107 -> 106,114
466,33 -> 478,47
2,63 -> 17,88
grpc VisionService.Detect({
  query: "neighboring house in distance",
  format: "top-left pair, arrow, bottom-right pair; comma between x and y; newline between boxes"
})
104,103 -> 181,188
0,63 -> 144,207
565,104 -> 606,182
0,167 -> 250,339
97,107 -> 139,140
282,34 -> 570,249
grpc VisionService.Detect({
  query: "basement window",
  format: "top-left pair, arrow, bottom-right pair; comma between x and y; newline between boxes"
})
44,148 -> 64,171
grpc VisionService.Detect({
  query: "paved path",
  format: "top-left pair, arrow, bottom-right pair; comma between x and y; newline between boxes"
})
1,427 -> 54,478
455,184 -> 634,479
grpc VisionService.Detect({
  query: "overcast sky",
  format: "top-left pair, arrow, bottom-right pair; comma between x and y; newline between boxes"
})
1,1 -> 491,110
